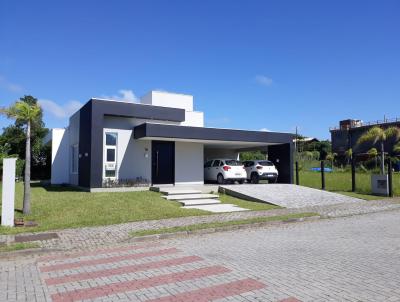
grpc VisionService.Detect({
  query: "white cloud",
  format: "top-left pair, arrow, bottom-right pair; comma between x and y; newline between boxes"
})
259,128 -> 270,132
38,99 -> 83,118
0,75 -> 23,92
101,89 -> 139,102
255,75 -> 273,87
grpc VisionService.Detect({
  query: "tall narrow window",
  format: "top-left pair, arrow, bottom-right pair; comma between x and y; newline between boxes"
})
71,145 -> 78,174
104,133 -> 117,178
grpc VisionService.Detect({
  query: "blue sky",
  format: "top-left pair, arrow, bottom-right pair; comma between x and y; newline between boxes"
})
1,0 -> 399,139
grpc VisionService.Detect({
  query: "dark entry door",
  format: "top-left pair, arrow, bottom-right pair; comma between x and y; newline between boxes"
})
152,141 -> 175,185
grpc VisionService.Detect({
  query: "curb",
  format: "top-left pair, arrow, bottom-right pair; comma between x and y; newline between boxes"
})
0,248 -> 64,260
128,215 -> 321,243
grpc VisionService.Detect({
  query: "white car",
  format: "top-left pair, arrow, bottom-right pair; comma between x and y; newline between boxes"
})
243,160 -> 279,184
204,159 -> 247,184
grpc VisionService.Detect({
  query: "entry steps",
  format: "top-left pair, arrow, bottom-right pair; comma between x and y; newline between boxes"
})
151,186 -> 248,213
162,194 -> 219,201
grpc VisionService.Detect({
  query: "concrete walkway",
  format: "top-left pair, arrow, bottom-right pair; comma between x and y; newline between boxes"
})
220,184 -> 362,208
2,209 -> 400,302
1,197 -> 399,252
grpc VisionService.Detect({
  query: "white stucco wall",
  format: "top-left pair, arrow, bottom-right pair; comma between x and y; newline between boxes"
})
141,91 -> 193,111
181,111 -> 204,127
68,111 -> 80,185
175,142 -> 204,185
51,128 -> 69,184
103,116 -> 206,185
103,116 -> 159,183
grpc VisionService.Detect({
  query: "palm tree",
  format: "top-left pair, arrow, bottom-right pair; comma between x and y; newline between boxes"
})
1,101 -> 41,214
344,148 -> 353,165
325,152 -> 337,171
394,141 -> 400,155
357,126 -> 400,174
367,147 -> 378,169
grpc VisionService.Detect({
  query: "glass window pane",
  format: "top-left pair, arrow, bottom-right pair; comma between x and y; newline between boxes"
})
225,160 -> 242,166
106,133 -> 117,146
107,149 -> 115,162
105,170 -> 115,177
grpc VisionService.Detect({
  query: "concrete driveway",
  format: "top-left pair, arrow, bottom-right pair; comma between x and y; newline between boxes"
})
219,184 -> 362,208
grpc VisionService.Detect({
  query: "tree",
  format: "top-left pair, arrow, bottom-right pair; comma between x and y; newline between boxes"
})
0,96 -> 49,179
357,126 -> 400,174
1,98 -> 42,214
325,152 -> 337,170
240,151 -> 266,161
394,142 -> 400,155
367,147 -> 378,169
344,148 -> 353,165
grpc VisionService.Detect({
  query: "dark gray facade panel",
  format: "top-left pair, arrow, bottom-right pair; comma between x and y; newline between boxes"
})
134,123 -> 294,144
92,99 -> 185,122
268,143 -> 293,184
80,99 -> 186,188
90,103 -> 105,188
78,101 -> 92,187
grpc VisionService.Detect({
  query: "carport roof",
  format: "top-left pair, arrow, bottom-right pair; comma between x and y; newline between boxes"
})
134,123 -> 294,144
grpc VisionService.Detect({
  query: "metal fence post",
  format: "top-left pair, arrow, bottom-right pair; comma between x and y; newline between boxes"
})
295,161 -> 299,185
351,158 -> 356,192
388,161 -> 393,197
321,161 -> 325,190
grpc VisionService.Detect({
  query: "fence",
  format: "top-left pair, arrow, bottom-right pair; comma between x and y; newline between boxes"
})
294,160 -> 398,197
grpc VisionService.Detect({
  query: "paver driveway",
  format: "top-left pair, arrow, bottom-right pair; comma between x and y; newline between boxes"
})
220,184 -> 362,208
1,209 -> 400,301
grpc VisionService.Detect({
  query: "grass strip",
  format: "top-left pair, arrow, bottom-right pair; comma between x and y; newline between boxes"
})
0,242 -> 40,253
336,191 -> 385,200
130,212 -> 319,237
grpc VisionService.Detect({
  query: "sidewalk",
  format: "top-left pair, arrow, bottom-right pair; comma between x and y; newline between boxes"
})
1,198 -> 400,252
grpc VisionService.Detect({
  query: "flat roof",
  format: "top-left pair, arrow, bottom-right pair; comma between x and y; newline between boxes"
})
134,123 -> 294,144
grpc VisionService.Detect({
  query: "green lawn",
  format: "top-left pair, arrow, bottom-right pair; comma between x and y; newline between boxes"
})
0,242 -> 39,253
219,194 -> 280,210
0,183 -> 278,235
130,212 -> 318,237
298,171 -> 400,197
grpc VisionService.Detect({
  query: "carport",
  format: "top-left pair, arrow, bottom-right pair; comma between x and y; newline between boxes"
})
134,123 -> 294,184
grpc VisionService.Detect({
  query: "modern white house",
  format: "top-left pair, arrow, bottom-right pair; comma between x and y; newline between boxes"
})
45,91 -> 294,191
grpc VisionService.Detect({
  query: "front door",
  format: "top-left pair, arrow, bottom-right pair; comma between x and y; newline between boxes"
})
152,141 -> 175,185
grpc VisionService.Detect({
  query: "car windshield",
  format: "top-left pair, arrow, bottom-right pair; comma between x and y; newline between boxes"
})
225,160 -> 242,166
258,161 -> 274,166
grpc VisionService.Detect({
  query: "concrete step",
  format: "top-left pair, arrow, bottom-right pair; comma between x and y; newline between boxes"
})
178,199 -> 221,206
159,189 -> 202,195
183,204 -> 249,213
162,194 -> 219,201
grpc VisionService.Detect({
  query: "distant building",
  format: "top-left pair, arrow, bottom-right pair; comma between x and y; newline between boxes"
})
293,137 -> 320,152
330,118 -> 400,156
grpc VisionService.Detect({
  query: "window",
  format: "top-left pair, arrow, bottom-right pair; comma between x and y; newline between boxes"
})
204,160 -> 213,168
106,149 -> 115,162
106,133 -> 117,146
225,160 -> 242,166
104,132 -> 117,178
212,160 -> 220,167
71,145 -> 78,173
258,161 -> 273,166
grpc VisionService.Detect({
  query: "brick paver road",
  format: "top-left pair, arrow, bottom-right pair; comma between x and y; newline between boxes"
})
1,209 -> 400,301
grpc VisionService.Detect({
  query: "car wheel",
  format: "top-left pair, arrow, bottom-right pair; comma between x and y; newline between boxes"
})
250,173 -> 259,184
217,174 -> 225,184
238,180 -> 244,184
